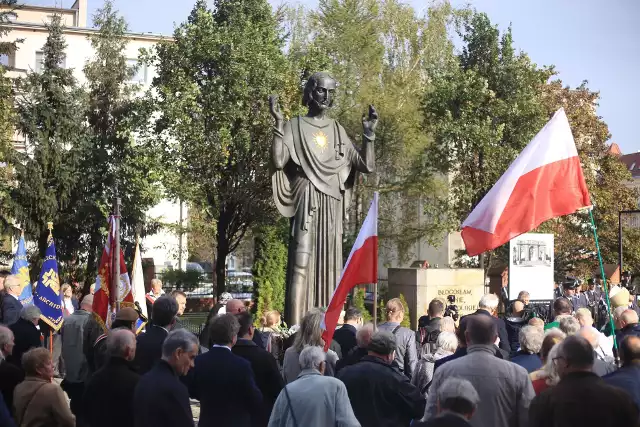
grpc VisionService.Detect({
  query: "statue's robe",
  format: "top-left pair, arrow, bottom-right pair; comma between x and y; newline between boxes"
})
272,116 -> 373,325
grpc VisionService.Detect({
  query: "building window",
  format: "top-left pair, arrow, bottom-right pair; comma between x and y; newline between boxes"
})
126,58 -> 147,83
1,47 -> 16,68
35,51 -> 66,73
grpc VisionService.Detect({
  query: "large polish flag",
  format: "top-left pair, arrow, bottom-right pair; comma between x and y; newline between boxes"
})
322,192 -> 378,351
461,108 -> 591,256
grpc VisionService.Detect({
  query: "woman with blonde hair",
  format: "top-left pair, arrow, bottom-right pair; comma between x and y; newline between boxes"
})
282,308 -> 338,383
61,283 -> 78,317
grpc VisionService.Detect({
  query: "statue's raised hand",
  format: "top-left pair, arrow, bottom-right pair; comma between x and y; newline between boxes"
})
269,95 -> 284,123
362,104 -> 378,137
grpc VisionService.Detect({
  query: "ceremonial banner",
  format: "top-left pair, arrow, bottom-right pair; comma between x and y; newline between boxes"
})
131,239 -> 147,333
11,234 -> 33,305
92,216 -> 133,330
461,108 -> 591,256
322,193 -> 378,351
34,228 -> 63,331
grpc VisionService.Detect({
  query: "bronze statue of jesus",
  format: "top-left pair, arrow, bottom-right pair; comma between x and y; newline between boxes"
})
269,72 -> 377,326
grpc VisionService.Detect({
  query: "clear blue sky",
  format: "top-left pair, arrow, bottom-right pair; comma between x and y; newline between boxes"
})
33,0 -> 640,154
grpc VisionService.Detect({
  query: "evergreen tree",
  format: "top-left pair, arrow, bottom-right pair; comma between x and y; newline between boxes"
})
75,1 -> 161,290
252,218 -> 288,323
146,0 -> 287,296
352,286 -> 372,322
378,298 -> 386,324
10,14 -> 88,260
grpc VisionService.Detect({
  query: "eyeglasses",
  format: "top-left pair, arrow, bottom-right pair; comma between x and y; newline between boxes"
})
552,356 -> 566,365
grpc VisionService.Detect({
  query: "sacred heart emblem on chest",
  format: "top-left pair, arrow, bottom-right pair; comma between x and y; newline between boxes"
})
313,131 -> 329,152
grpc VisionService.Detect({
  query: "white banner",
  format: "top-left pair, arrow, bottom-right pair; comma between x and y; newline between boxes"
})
509,233 -> 554,300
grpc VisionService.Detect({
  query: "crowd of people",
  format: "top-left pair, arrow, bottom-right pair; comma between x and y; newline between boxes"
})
2,270 -> 640,427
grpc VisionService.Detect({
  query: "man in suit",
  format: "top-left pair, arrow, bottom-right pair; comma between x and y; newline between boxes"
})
225,299 -> 267,350
603,335 -> 640,410
0,325 -> 24,416
464,294 -> 510,354
333,307 -> 362,356
187,313 -> 264,427
7,305 -> 42,368
1,275 -> 23,326
134,329 -> 198,427
84,329 -> 140,427
232,312 -> 283,418
134,296 -> 178,375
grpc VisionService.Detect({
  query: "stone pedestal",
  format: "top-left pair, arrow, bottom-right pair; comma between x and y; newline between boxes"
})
387,268 -> 485,329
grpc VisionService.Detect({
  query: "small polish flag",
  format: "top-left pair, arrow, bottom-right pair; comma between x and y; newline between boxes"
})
322,192 -> 378,351
461,108 -> 591,256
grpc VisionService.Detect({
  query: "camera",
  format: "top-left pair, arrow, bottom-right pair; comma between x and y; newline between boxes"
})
444,295 -> 460,322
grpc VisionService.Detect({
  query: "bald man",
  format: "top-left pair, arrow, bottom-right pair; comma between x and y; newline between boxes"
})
616,309 -> 640,347
604,335 -> 640,410
505,300 -> 527,356
213,299 -> 267,350
577,328 -> 616,377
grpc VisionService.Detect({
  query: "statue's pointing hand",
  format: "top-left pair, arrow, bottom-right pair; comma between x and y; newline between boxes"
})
362,104 -> 378,137
269,95 -> 283,122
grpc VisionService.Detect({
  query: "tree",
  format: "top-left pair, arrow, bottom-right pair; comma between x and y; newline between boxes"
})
398,293 -> 410,327
252,218 -> 288,322
308,0 -> 462,264
146,0 -> 287,296
74,0 -> 161,290
352,286 -> 372,322
0,0 -> 20,239
422,12 -> 553,266
538,80 -> 640,280
10,14 -> 88,263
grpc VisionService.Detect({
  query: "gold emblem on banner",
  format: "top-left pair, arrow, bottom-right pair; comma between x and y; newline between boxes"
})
313,131 -> 328,151
42,268 -> 60,295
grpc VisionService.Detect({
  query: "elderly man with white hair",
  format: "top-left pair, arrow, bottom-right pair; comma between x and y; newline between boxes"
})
1,275 -> 23,325
269,346 -> 360,427
575,308 -> 614,362
413,331 -> 458,397
0,324 -> 23,417
467,294 -> 510,353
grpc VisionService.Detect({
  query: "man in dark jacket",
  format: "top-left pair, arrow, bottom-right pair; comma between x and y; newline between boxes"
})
134,329 -> 198,427
232,312 -> 283,418
417,299 -> 444,357
504,300 -> 527,356
336,323 -> 374,373
615,309 -> 640,346
529,335 -> 638,427
338,331 -> 425,427
1,276 -> 23,326
187,313 -> 264,427
462,294 -> 510,354
603,335 -> 640,410
7,305 -> 41,368
0,325 -> 24,416
84,329 -> 140,427
134,296 -> 178,375
333,307 -> 362,356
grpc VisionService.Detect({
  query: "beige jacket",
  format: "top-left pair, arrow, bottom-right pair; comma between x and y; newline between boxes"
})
13,377 -> 75,427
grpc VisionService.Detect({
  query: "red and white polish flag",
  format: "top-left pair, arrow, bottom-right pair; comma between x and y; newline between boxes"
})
322,192 -> 378,351
461,108 -> 591,256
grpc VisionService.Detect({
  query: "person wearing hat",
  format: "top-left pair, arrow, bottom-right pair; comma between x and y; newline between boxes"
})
559,278 -> 588,312
89,307 -> 140,374
414,377 -> 478,427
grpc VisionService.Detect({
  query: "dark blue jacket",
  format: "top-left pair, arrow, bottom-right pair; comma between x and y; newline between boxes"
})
0,392 -> 15,427
510,351 -> 543,373
134,360 -> 193,427
603,365 -> 640,410
187,346 -> 264,427
1,293 -> 22,326
504,317 -> 527,356
462,309 -> 510,353
333,323 -> 358,356
134,324 -> 169,375
616,324 -> 640,348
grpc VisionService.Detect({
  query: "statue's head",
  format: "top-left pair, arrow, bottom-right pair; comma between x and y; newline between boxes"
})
303,72 -> 337,113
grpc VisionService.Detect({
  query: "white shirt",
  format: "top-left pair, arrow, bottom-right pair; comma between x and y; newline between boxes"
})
212,344 -> 231,351
63,298 -> 75,315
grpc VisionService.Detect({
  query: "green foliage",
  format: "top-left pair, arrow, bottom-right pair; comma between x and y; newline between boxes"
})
145,0 -> 287,296
252,219 -> 288,321
74,0 -> 161,288
378,298 -> 386,324
161,269 -> 203,292
352,286 -> 372,323
422,11 -> 553,264
398,293 -> 410,328
10,14 -> 88,262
